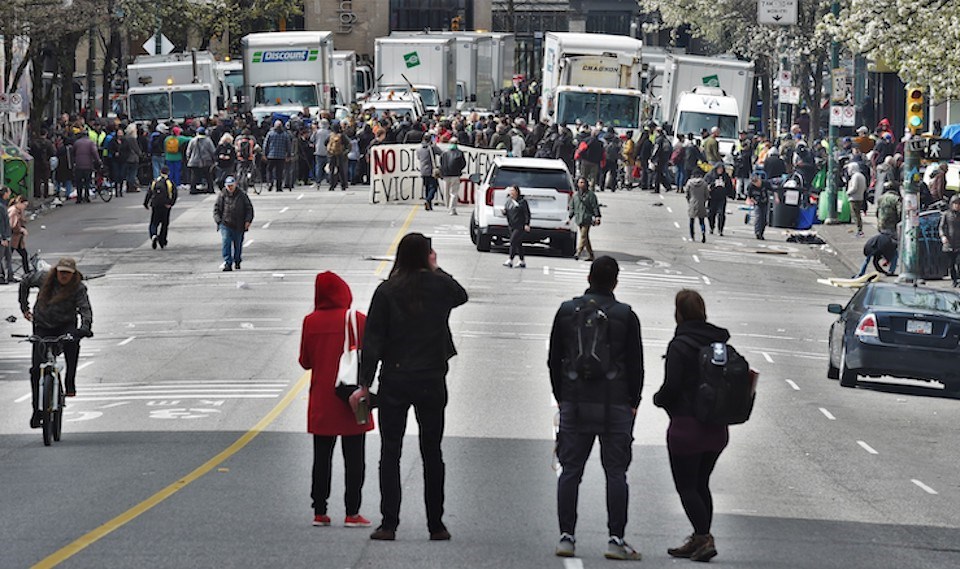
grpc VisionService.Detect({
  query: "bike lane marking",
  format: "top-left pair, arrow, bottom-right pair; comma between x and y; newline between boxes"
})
31,203 -> 421,569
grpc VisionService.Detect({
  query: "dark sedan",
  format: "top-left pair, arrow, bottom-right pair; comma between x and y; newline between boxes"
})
827,283 -> 960,390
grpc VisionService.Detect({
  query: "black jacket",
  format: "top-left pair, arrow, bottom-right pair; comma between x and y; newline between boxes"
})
748,180 -> 772,205
19,270 -> 93,333
548,289 -> 644,409
763,155 -> 787,179
653,320 -> 730,417
503,196 -> 531,230
439,148 -> 466,177
360,269 -> 468,386
214,189 -> 254,231
145,175 -> 178,208
580,136 -> 604,164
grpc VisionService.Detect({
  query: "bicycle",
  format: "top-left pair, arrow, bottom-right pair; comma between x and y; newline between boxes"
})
13,333 -> 74,446
93,170 -> 114,202
237,160 -> 260,195
11,249 -> 47,281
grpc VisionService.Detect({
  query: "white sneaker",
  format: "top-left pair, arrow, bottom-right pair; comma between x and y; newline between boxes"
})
517,261 -> 526,268
503,260 -> 513,268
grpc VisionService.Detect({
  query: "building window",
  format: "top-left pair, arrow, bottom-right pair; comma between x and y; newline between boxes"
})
390,0 -> 473,32
585,11 -> 632,36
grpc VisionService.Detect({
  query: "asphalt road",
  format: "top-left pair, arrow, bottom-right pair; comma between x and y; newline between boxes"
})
1,184 -> 959,568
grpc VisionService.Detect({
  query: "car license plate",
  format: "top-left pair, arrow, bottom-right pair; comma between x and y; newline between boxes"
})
906,320 -> 932,334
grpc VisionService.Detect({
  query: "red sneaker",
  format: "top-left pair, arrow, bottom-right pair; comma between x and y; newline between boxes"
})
312,514 -> 331,527
344,514 -> 372,528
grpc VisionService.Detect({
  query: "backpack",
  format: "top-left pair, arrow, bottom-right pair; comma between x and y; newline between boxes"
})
670,145 -> 685,166
562,298 -> 616,382
165,135 -> 180,155
604,140 -> 620,163
678,338 -> 756,425
150,132 -> 165,155
106,134 -> 122,158
327,133 -> 345,156
239,138 -> 253,161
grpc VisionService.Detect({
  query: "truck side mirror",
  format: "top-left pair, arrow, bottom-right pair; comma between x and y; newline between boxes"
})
217,96 -> 224,110
445,99 -> 451,108
470,94 -> 477,102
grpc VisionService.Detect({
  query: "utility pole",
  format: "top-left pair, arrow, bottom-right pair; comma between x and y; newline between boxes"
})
823,0 -> 840,224
898,86 -> 926,283
86,25 -> 96,120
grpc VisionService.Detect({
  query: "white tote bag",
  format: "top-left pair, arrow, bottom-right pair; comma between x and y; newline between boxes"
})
337,309 -> 360,385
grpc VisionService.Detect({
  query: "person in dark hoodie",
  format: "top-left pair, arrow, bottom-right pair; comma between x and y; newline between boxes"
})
654,289 -> 728,563
501,185 -> 531,268
553,126 -> 576,173
353,233 -> 468,542
547,256 -> 644,561
704,163 -> 734,236
300,271 -> 374,529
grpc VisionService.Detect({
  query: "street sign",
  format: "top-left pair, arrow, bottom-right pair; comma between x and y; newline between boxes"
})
829,105 -> 843,126
780,86 -> 800,104
907,137 -> 953,161
142,34 -> 174,56
758,0 -> 798,25
778,70 -> 792,86
841,106 -> 856,127
0,92 -> 23,112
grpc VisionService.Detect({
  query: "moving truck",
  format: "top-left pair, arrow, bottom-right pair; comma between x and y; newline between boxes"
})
374,37 -> 456,115
539,32 -> 646,135
126,51 -> 227,122
390,31 -> 495,111
240,31 -> 334,120
332,51 -> 357,105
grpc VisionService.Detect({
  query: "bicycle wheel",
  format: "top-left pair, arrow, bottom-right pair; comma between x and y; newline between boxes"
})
53,380 -> 63,442
872,252 -> 895,276
98,185 -> 113,203
41,373 -> 53,446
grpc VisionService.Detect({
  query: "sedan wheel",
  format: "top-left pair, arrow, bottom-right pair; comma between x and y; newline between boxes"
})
839,347 -> 858,388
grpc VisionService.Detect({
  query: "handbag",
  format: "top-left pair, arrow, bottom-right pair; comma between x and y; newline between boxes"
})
431,148 -> 442,179
334,310 -> 377,409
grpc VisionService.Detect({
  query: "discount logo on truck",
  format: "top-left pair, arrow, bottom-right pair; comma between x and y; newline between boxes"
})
252,49 -> 320,63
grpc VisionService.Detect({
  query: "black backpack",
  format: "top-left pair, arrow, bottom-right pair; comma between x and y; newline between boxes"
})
563,298 -> 616,382
150,132 -> 165,156
678,338 -> 755,425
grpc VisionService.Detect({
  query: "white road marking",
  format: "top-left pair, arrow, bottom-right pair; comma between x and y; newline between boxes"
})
761,351 -> 774,363
701,276 -> 711,285
99,402 -> 131,409
785,379 -> 800,391
563,558 -> 584,569
857,440 -> 879,455
693,255 -> 700,263
15,393 -> 31,403
673,221 -> 681,229
118,336 -> 136,346
279,206 -> 290,214
543,266 -> 550,275
71,394 -> 281,402
244,239 -> 254,247
659,193 -> 665,201
666,206 -> 673,213
77,361 -> 94,371
819,407 -> 836,420
262,221 -> 272,229
911,479 -> 938,495
297,193 -> 304,201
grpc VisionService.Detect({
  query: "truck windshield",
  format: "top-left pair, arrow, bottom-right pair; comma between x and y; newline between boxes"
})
224,71 -> 244,92
557,92 -> 641,129
129,92 -> 170,122
677,112 -> 738,139
171,90 -> 211,119
255,85 -> 318,107
457,84 -> 464,103
391,86 -> 438,107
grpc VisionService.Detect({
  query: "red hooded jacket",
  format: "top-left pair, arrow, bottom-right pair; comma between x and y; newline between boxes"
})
300,272 -> 373,436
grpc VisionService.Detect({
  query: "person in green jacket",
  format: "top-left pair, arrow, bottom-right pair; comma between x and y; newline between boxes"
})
164,125 -> 193,187
566,176 -> 601,261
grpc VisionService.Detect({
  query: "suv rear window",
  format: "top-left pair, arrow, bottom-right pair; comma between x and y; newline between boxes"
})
489,168 -> 572,190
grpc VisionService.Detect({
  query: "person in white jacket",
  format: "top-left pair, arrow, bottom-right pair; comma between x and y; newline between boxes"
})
846,162 -> 867,236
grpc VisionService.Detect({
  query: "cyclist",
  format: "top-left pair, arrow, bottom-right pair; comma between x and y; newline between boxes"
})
18,257 -> 93,428
234,130 -> 259,191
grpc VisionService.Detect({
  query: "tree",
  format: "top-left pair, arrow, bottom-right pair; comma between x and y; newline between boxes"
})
639,0 -> 834,136
828,0 -> 960,99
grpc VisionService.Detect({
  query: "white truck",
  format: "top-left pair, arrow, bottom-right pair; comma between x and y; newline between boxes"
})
659,53 -> 755,156
240,31 -> 334,121
487,32 -> 516,93
539,32 -> 646,135
374,37 -> 456,115
332,51 -> 356,105
126,51 -> 228,123
217,59 -> 243,111
390,31 -> 495,111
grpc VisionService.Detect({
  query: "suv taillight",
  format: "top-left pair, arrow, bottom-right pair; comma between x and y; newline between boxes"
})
486,186 -> 504,206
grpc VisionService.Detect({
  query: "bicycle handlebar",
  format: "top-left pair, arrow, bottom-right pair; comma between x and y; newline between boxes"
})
11,333 -> 83,343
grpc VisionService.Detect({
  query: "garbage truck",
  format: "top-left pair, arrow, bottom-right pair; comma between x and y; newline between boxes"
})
241,31 -> 334,121
126,51 -> 228,122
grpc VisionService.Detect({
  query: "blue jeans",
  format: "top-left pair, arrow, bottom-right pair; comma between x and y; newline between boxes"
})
314,155 -> 328,184
676,167 -> 687,192
167,161 -> 182,186
152,155 -> 165,179
348,159 -> 357,184
857,251 -> 898,277
220,225 -> 244,266
124,162 -> 139,192
55,179 -> 73,199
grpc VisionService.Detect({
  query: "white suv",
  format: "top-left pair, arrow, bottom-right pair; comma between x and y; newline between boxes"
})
469,157 -> 576,256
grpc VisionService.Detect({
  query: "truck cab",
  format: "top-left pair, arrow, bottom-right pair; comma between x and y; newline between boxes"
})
673,87 -> 740,160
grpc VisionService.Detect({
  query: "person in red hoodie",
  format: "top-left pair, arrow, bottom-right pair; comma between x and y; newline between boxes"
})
299,271 -> 374,529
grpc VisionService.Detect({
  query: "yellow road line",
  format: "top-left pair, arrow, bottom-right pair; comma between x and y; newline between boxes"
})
34,204 -> 419,568
32,371 -> 311,569
375,204 -> 420,276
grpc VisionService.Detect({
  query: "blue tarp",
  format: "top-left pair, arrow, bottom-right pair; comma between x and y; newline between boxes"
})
940,124 -> 960,145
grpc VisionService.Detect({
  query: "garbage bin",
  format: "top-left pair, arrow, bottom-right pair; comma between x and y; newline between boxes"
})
770,178 -> 801,228
917,210 -> 951,280
817,187 -> 852,223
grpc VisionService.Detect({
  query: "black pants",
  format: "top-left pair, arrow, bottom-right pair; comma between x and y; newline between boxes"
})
754,202 -> 768,238
14,243 -> 29,273
557,403 -> 634,538
329,155 -> 349,191
708,199 -> 727,234
149,207 -> 172,247
377,375 -> 448,532
508,228 -> 525,260
75,168 -> 93,202
190,166 -> 214,194
689,217 -> 706,239
312,434 -> 366,516
668,451 -> 722,535
948,251 -> 960,283
267,159 -> 285,191
31,324 -> 80,412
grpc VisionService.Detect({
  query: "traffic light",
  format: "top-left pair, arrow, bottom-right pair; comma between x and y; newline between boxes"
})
451,16 -> 462,31
906,85 -> 925,134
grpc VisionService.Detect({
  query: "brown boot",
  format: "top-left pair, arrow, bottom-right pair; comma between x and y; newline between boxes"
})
690,534 -> 717,562
667,534 -> 709,558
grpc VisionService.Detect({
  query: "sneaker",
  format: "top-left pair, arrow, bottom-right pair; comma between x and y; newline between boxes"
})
690,534 -> 717,562
235,262 -> 241,270
605,536 -> 642,561
701,234 -> 706,243
668,534 -> 709,558
65,390 -> 76,397
517,261 -> 526,268
555,533 -> 576,558
222,265 -> 233,272
450,210 -> 458,216
152,236 -> 158,249
503,260 -> 513,268
30,412 -> 41,429
312,514 -> 331,527
344,514 -> 372,528
429,527 -> 451,541
370,526 -> 396,541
